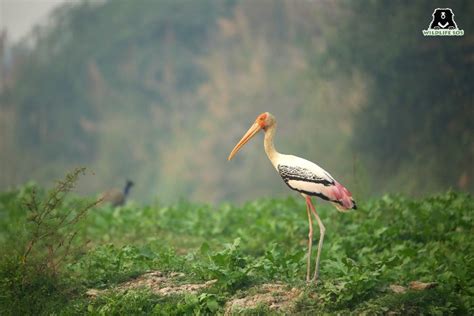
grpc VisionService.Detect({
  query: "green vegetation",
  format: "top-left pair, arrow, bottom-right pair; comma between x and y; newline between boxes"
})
0,176 -> 472,314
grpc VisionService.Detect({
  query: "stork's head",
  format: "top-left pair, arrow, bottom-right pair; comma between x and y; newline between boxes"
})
256,112 -> 276,130
228,112 -> 275,160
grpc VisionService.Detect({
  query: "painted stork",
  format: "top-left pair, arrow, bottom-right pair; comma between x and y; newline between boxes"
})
228,112 -> 356,283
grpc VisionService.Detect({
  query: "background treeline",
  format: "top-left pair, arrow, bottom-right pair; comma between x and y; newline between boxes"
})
0,0 -> 472,203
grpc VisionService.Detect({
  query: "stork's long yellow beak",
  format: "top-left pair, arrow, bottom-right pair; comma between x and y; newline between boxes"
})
228,122 -> 262,160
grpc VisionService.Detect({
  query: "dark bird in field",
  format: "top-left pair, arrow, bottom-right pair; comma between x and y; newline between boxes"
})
100,180 -> 134,207
228,112 -> 356,283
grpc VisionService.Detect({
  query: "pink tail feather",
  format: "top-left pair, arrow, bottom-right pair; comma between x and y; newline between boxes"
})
330,182 -> 356,211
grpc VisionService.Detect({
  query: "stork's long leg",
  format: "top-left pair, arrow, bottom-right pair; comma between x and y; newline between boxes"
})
305,197 -> 314,282
306,197 -> 326,282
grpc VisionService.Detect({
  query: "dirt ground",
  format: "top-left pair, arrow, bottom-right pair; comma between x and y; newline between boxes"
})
87,271 -> 302,313
86,270 -> 217,297
224,283 -> 302,315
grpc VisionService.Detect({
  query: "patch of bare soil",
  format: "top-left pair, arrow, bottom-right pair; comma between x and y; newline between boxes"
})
389,281 -> 438,294
224,283 -> 301,315
86,271 -> 216,298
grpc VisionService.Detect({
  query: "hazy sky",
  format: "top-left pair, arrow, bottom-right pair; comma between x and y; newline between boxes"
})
0,0 -> 72,43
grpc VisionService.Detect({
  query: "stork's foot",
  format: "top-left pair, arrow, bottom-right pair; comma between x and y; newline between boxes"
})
310,271 -> 320,284
312,270 -> 319,282
305,277 -> 320,286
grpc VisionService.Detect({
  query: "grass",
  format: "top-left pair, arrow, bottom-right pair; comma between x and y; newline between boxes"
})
0,179 -> 473,314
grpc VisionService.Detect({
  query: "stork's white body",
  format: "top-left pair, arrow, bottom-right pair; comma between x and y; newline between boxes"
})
269,152 -> 332,177
263,124 -> 356,211
279,155 -> 333,189
271,154 -> 333,190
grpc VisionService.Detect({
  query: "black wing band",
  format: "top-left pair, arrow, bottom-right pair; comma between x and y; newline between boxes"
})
277,165 -> 334,187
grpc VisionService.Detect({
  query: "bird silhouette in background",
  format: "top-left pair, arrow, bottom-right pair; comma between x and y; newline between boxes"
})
228,112 -> 356,283
99,180 -> 134,207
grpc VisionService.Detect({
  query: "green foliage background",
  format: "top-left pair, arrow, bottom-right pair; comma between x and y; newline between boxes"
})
0,0 -> 473,203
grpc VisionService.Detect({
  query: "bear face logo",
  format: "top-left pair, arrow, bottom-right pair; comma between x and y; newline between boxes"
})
428,8 -> 458,30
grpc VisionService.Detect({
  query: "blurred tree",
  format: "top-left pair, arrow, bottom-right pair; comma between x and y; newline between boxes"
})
0,0 -> 235,200
1,0 -> 471,202
318,0 -> 474,193
188,0 -> 363,202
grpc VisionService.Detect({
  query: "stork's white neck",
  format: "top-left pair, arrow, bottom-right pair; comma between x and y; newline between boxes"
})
264,123 -> 280,168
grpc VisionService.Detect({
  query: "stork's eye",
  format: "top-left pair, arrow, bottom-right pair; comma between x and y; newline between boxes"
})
257,113 -> 268,123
